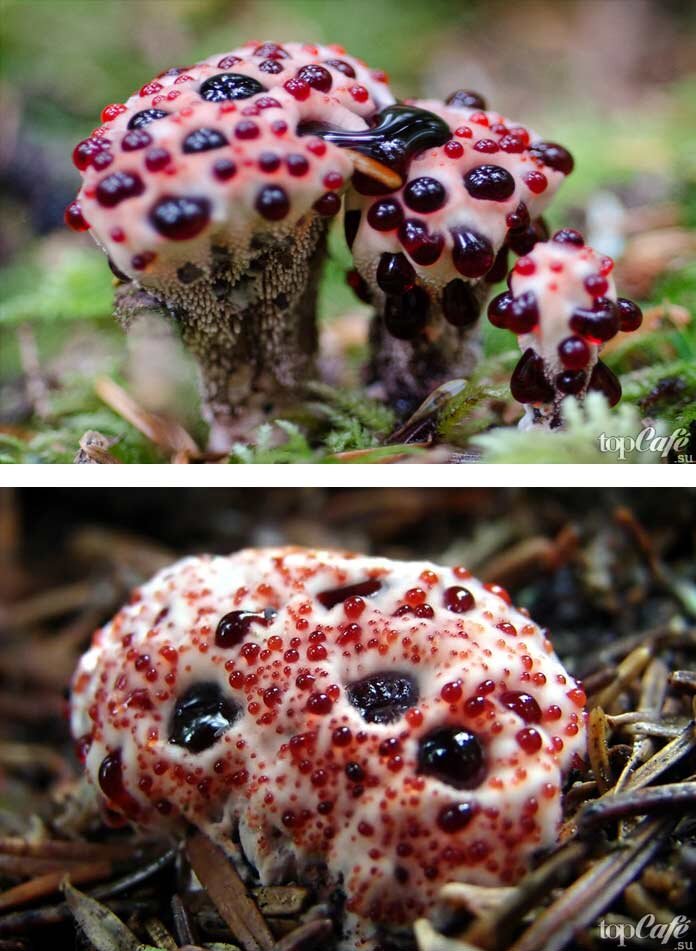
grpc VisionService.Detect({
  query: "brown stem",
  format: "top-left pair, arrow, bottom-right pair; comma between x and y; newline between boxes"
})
115,215 -> 328,451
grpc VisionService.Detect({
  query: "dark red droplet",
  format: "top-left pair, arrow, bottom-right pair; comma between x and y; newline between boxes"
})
442,279 -> 480,327
584,274 -> 609,298
345,761 -> 365,782
616,297 -> 642,332
297,64 -> 333,92
346,268 -> 371,302
499,690 -> 542,723
463,164 -> 515,202
314,192 -> 341,216
145,147 -> 171,172
367,198 -> 403,231
556,369 -> 586,395
75,733 -> 92,762
488,291 -> 513,329
399,218 -> 444,265
347,671 -> 419,724
510,349 -> 554,404
569,300 -> 619,343
73,136 -> 110,170
516,727 -> 542,753
558,335 -> 590,370
235,120 -> 260,140
506,202 -> 530,232
506,291 -> 539,334
588,360 -> 622,406
377,252 -> 416,295
213,158 -> 237,181
65,200 -> 90,232
131,251 -> 156,271
324,58 -> 356,78
317,578 -> 382,609
485,245 -> 510,284
443,586 -> 475,613
286,153 -> 309,176
552,228 -> 584,247
259,59 -> 284,75
215,609 -> 273,648
170,682 -> 240,752
284,77 -> 310,101
217,55 -> 242,69
508,217 -> 548,256
445,89 -> 487,110
437,800 -> 477,833
499,133 -> 526,153
306,692 -> 333,715
183,127 -> 229,153
149,195 -> 211,240
451,228 -> 495,278
96,171 -> 145,208
127,108 -> 168,130
529,141 -> 574,175
403,176 -> 446,213
255,185 -> 290,221
98,750 -> 140,817
418,727 -> 485,789
121,129 -> 152,152
253,42 -> 289,59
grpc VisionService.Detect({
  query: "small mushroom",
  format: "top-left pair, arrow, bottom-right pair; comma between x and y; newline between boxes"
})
71,547 -> 586,950
344,92 -> 574,415
66,42 -> 394,449
487,230 -> 643,428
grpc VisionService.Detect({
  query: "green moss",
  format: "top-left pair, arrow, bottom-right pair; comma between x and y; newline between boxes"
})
473,394 -> 668,464
0,247 -> 113,327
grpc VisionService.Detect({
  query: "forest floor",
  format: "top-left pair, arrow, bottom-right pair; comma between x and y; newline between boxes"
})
0,487 -> 694,949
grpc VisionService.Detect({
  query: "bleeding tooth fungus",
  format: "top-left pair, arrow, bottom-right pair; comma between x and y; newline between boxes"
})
71,547 -> 587,950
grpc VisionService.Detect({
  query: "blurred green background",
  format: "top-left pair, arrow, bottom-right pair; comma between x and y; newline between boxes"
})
1,0 -> 695,461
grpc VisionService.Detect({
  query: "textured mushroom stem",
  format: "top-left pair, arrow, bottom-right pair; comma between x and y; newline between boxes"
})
367,291 -> 486,417
115,216 -> 328,451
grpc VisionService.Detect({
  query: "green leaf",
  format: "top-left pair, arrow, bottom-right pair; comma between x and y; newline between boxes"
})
0,248 -> 112,327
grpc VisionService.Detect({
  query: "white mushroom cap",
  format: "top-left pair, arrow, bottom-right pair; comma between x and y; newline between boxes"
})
66,42 -> 395,286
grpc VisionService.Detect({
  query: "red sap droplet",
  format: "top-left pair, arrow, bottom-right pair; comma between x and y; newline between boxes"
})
98,750 -> 140,817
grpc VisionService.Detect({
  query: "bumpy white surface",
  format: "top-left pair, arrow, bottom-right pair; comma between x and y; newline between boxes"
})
72,42 -> 394,281
71,547 -> 586,949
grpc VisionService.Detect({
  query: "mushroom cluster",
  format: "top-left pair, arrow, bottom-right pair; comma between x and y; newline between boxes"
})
346,94 -> 573,411
67,40 -> 589,445
66,41 -> 395,447
71,547 -> 587,949
488,231 -> 643,428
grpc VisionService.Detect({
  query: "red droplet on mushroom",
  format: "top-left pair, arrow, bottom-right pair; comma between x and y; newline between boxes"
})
505,239 -> 640,424
65,200 -> 90,232
149,196 -> 211,240
255,185 -> 290,221
443,586 -> 475,613
588,360 -> 622,406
